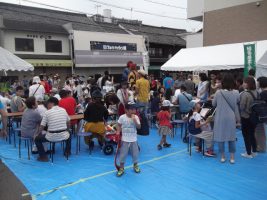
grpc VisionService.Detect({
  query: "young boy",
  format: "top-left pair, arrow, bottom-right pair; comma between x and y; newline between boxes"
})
116,101 -> 141,177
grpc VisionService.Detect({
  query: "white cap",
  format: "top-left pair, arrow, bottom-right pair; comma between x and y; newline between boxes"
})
162,100 -> 171,107
138,69 -> 146,76
33,76 -> 41,84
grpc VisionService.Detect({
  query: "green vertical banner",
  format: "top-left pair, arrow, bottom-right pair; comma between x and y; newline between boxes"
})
243,43 -> 256,77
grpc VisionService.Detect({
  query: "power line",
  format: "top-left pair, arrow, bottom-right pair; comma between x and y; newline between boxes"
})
3,3 -> 187,40
86,0 -> 189,21
142,0 -> 186,10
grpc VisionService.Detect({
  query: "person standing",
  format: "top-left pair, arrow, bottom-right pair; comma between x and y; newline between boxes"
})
184,75 -> 195,96
254,76 -> 267,152
135,70 -> 150,114
29,76 -> 45,101
163,72 -> 174,90
240,76 -> 258,158
122,61 -> 132,82
116,102 -> 141,177
212,74 -> 240,164
197,73 -> 209,103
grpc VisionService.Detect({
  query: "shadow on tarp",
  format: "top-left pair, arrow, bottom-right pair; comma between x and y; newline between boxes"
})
0,128 -> 267,200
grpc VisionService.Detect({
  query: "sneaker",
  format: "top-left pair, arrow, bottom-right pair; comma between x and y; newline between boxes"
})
37,156 -> 49,162
220,157 -> 226,163
155,123 -> 159,129
241,153 -> 253,159
204,150 -> 216,157
133,164 -> 141,173
230,159 -> 235,164
163,143 -> 171,148
116,168 -> 124,177
157,145 -> 162,150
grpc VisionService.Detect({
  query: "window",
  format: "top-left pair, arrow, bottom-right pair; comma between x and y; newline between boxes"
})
149,47 -> 163,57
45,40 -> 62,53
15,38 -> 34,52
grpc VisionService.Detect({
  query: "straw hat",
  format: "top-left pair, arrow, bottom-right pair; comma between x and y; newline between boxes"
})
138,69 -> 146,76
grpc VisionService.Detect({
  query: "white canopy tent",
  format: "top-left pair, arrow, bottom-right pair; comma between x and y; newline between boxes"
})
161,40 -> 267,76
0,47 -> 34,72
256,50 -> 267,77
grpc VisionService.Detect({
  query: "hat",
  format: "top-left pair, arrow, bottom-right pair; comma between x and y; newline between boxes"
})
91,90 -> 103,99
32,76 -> 41,84
162,100 -> 171,107
125,101 -> 138,110
138,69 -> 146,76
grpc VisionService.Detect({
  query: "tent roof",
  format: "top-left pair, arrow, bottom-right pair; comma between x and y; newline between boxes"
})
161,40 -> 267,71
0,47 -> 34,71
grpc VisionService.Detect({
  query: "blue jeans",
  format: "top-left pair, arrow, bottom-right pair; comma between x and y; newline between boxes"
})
218,141 -> 236,153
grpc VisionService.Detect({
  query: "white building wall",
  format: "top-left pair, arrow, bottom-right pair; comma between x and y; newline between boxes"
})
186,32 -> 203,48
3,30 -> 70,56
204,0 -> 261,12
73,30 -> 146,52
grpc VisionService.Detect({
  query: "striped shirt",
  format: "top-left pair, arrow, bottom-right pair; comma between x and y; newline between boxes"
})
41,106 -> 70,142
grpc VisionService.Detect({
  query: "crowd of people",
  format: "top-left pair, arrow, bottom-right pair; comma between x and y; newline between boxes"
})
0,61 -> 267,177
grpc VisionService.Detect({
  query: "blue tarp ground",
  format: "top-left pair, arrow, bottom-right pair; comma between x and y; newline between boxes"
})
0,127 -> 267,200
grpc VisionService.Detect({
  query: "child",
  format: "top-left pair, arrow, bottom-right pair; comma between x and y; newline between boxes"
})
187,101 -> 215,157
116,101 -> 141,177
157,100 -> 172,150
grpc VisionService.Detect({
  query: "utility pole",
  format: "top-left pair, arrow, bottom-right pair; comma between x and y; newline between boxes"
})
130,8 -> 133,19
95,4 -> 101,14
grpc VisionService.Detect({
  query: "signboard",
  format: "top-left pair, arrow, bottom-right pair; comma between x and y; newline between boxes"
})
244,43 -> 256,77
90,41 -> 137,52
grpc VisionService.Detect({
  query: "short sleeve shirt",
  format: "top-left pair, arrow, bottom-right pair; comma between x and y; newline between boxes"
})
118,114 -> 140,142
163,77 -> 174,89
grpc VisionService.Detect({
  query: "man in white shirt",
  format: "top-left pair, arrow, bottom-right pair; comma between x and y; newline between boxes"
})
29,76 -> 45,101
35,97 -> 71,162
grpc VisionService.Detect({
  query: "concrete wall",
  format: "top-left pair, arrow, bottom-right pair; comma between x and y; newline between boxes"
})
204,0 -> 261,12
203,0 -> 267,46
3,30 -> 70,56
186,32 -> 203,48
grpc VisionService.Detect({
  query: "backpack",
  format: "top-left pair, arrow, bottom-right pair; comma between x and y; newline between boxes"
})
247,91 -> 267,125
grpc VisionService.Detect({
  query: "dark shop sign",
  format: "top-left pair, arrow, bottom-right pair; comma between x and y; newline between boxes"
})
90,41 -> 137,52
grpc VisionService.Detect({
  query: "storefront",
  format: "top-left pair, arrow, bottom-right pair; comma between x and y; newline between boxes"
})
73,31 -> 148,75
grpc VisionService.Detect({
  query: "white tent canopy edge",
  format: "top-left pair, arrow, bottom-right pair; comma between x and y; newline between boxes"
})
161,40 -> 267,73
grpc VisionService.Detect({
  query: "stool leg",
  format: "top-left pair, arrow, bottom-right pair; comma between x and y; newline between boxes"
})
76,136 -> 78,155
19,137 -> 21,158
13,130 -> 16,148
52,143 -> 55,163
181,124 -> 184,139
202,140 -> 205,156
27,140 -> 30,160
66,141 -> 69,161
79,136 -> 81,152
189,137 -> 192,156
62,141 -> 65,155
49,142 -> 52,159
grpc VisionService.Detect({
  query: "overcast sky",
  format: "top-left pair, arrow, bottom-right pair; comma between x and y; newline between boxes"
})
2,0 -> 202,31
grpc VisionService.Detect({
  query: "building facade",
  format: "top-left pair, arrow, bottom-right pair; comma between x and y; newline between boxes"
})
0,2 -> 186,82
187,0 -> 267,46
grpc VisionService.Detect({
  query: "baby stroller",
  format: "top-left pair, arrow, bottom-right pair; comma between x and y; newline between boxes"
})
102,124 -> 121,155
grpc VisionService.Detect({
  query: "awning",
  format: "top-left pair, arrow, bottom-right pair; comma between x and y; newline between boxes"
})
74,50 -> 144,67
24,59 -> 72,67
148,66 -> 161,70
161,40 -> 267,71
0,47 -> 34,71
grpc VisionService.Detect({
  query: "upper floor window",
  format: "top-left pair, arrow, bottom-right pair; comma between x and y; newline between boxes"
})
15,38 -> 34,52
45,40 -> 62,53
149,47 -> 163,57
